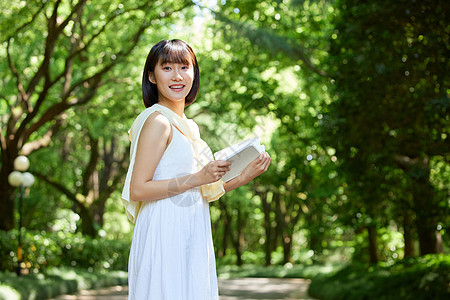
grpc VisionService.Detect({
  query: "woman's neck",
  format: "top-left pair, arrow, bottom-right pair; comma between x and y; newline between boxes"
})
157,100 -> 185,118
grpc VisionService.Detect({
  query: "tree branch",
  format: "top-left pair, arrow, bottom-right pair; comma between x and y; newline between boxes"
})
61,2 -> 85,98
96,172 -> 124,208
17,1 -> 194,152
69,2 -> 152,62
21,120 -> 62,155
6,40 -> 28,108
214,12 -> 329,77
0,127 -> 5,151
394,154 -> 419,169
33,172 -> 77,203
4,1 -> 48,42
14,1 -> 87,140
51,3 -> 151,97
25,0 -> 87,98
16,79 -> 55,146
99,137 -> 114,192
0,94 -> 11,112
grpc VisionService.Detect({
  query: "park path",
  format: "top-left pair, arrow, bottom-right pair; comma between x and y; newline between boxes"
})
51,278 -> 316,300
219,278 -> 315,300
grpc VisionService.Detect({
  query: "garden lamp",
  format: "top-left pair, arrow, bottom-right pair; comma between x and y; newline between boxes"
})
7,155 -> 34,276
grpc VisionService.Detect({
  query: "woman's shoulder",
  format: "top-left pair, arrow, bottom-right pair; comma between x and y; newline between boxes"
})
141,111 -> 171,133
129,106 -> 174,143
136,112 -> 172,154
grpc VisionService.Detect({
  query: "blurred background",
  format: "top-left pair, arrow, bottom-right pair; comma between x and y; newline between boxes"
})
0,0 -> 448,299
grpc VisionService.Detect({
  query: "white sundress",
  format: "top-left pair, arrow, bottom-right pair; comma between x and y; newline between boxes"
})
128,120 -> 219,300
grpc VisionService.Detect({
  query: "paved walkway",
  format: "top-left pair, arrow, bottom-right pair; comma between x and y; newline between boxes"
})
219,278 -> 315,300
52,278 -> 316,300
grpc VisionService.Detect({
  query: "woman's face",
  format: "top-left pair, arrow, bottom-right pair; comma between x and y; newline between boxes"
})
149,60 -> 194,105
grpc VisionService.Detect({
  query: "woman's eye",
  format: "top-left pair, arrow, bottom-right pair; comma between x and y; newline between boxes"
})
163,66 -> 171,70
182,66 -> 189,70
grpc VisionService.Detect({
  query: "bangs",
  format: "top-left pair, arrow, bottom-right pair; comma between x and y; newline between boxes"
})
157,43 -> 194,66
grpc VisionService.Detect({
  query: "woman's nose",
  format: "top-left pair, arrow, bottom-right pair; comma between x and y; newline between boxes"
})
173,70 -> 183,81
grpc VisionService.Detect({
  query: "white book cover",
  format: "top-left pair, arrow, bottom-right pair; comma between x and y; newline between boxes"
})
214,137 -> 265,182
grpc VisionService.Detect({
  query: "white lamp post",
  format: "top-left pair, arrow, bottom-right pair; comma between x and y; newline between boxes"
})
7,155 -> 34,276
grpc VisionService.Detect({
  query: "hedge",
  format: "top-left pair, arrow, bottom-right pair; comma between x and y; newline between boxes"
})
0,267 -> 128,300
308,254 -> 450,300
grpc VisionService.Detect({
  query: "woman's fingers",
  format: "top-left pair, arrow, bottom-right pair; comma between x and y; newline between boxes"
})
205,160 -> 232,181
203,153 -> 270,184
256,152 -> 271,173
263,152 -> 271,168
256,152 -> 270,166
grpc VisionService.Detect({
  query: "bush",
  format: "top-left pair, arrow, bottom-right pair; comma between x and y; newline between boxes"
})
0,267 -> 127,300
308,254 -> 450,300
0,229 -> 130,274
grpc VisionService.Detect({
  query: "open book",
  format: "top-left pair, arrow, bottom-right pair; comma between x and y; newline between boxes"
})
213,137 -> 266,182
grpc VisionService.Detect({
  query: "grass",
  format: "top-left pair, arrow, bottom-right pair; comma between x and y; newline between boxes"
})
217,263 -> 340,279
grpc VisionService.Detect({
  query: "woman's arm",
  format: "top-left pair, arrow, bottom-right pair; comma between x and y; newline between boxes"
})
130,112 -> 230,202
130,112 -> 192,202
222,151 -> 271,193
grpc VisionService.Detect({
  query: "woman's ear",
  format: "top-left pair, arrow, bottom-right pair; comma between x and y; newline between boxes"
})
148,71 -> 156,84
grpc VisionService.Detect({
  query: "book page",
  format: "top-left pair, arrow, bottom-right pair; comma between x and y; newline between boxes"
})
214,137 -> 265,182
215,137 -> 260,161
221,146 -> 261,182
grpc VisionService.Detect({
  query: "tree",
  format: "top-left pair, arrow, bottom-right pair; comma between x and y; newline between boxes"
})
34,129 -> 128,237
322,0 -> 449,255
0,0 -> 194,231
204,0 -> 338,264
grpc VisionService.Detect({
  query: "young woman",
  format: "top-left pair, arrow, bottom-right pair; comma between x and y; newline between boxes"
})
122,39 -> 271,300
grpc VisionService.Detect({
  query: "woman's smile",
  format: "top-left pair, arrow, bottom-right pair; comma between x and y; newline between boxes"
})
169,84 -> 186,92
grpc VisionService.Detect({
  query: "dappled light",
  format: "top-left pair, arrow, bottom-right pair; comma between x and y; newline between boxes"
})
0,0 -> 448,299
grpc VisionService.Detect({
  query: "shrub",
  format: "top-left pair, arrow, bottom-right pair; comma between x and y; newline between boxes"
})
0,267 -> 127,300
308,254 -> 450,300
0,230 -> 130,274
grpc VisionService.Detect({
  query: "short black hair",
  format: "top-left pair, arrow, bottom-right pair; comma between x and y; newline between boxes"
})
142,39 -> 200,108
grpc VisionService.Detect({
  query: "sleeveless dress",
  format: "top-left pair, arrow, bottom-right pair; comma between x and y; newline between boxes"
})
128,120 -> 219,300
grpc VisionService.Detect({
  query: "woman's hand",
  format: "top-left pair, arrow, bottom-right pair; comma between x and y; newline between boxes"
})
195,160 -> 231,185
239,151 -> 271,185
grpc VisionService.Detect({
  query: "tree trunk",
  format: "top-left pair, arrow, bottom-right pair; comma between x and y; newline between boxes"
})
77,205 -> 97,237
367,225 -> 378,264
411,158 -> 438,255
435,231 -> 444,253
273,192 -> 295,264
282,232 -> 293,264
233,209 -> 243,266
0,151 -> 17,231
273,220 -> 281,255
402,211 -> 415,258
259,191 -> 272,266
0,179 -> 15,231
416,226 -> 437,255
308,211 -> 323,255
218,200 -> 229,258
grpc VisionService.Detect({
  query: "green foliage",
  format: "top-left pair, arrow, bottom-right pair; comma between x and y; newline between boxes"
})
319,0 -> 449,257
0,267 -> 127,300
0,229 -> 130,273
0,0 -> 197,231
201,0 -> 345,266
0,1 -> 448,290
309,254 -> 450,300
